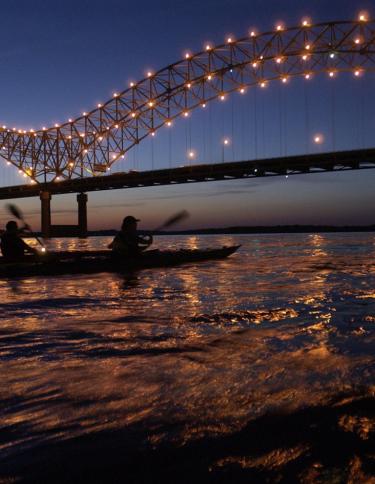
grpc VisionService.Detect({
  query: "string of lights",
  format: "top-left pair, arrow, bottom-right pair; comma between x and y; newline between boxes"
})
0,15 -> 373,183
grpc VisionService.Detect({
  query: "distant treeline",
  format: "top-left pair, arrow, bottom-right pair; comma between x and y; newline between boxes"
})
86,225 -> 375,236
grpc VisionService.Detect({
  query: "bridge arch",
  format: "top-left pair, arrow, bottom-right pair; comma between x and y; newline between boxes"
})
0,19 -> 374,182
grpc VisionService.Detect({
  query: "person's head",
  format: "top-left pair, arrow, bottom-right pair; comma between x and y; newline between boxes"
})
5,220 -> 18,233
121,215 -> 140,232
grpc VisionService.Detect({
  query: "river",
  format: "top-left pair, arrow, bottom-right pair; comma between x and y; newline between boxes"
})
0,233 -> 374,482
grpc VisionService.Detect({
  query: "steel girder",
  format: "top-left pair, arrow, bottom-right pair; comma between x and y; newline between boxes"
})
0,20 -> 374,182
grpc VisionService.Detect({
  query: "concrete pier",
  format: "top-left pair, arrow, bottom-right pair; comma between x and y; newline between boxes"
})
40,191 -> 51,238
77,192 -> 88,238
39,191 -> 88,238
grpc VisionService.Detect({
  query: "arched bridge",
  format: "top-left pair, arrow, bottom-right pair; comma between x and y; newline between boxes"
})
1,18 -> 375,183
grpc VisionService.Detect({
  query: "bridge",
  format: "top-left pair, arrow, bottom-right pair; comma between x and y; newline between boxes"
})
1,18 -> 375,236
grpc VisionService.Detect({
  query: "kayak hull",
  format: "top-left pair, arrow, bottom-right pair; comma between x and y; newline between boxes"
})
0,246 -> 240,277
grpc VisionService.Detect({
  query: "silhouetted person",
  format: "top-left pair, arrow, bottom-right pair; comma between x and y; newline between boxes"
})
108,216 -> 153,257
0,220 -> 37,261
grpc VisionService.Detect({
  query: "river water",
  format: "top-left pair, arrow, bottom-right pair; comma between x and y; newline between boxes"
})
0,234 -> 374,483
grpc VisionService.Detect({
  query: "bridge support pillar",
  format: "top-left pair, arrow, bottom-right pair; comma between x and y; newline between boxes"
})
40,191 -> 51,238
77,192 -> 88,238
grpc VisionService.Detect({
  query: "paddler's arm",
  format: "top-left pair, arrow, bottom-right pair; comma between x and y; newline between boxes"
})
18,237 -> 38,255
138,234 -> 153,249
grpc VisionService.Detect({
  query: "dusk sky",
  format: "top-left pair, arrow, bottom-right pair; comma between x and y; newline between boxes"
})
0,0 -> 374,230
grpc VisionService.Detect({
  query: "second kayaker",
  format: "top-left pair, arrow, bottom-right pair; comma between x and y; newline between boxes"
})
108,215 -> 153,257
0,220 -> 38,261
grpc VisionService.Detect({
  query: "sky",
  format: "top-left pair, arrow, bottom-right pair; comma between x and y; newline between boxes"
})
0,0 -> 374,231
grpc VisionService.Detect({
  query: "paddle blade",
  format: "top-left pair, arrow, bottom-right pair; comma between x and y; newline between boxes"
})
6,204 -> 24,221
158,210 -> 190,230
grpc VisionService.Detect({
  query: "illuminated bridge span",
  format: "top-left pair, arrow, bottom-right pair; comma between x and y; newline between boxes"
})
1,18 -> 375,182
1,148 -> 374,199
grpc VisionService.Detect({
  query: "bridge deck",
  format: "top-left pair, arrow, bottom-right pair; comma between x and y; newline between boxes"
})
0,148 -> 375,199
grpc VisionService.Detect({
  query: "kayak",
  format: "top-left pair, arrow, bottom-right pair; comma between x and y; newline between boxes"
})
0,245 -> 240,277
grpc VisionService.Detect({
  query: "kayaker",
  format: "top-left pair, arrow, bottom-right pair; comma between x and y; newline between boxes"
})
108,215 -> 153,257
0,220 -> 38,261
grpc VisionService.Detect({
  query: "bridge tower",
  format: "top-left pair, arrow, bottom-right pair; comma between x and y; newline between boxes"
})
39,191 -> 88,238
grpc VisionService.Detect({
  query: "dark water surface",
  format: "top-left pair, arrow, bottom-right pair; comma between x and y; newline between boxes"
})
0,234 -> 374,483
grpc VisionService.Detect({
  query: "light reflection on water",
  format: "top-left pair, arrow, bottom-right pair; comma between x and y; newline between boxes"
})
0,233 -> 374,481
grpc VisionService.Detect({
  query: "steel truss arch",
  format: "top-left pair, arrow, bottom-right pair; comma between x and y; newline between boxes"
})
0,19 -> 375,182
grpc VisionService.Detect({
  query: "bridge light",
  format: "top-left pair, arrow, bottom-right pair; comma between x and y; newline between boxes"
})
151,130 -> 156,136
314,134 -> 324,144
183,111 -> 189,117
305,44 -> 311,50
207,73 -> 213,80
98,136 -> 103,141
220,94 -> 226,100
6,161 -> 11,165
130,82 -> 135,87
275,57 -> 283,64
186,82 -> 191,88
42,127 -> 46,130
354,69 -> 363,77
276,24 -> 284,31
302,19 -> 311,27
147,71 -> 153,77
239,87 -> 245,94
302,54 -> 309,61
68,118 -> 73,123
281,76 -> 288,83
54,123 -> 59,128
252,61 -> 258,68
223,138 -> 230,145
260,81 -> 267,88
69,162 -> 74,167
148,101 -> 154,107
68,135 -> 72,139
112,154 -> 116,159
358,12 -> 368,22
114,124 -> 119,128
329,71 -> 335,78
97,103 -> 102,108
329,52 -> 335,59
354,37 -> 362,44
205,44 -> 212,51
201,103 -> 206,108
227,37 -> 233,43
250,30 -> 256,37
82,112 -> 87,116
113,92 -> 118,97
304,73 -> 311,79
188,150 -> 196,159
2,125 -> 6,129
185,53 -> 191,59
84,149 -> 88,153
166,120 -> 172,126
23,130 -> 27,134
80,133 -> 85,137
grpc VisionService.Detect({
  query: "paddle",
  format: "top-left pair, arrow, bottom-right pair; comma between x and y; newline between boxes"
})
5,204 -> 47,252
153,210 -> 190,232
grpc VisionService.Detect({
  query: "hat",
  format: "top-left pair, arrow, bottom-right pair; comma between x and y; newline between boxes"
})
122,215 -> 140,225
